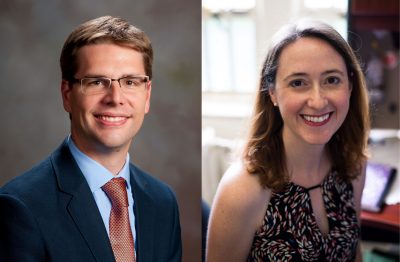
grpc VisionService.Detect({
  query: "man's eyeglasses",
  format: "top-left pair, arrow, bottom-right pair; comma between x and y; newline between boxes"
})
71,75 -> 150,95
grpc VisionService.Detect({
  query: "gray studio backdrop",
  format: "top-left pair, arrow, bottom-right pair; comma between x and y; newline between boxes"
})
0,1 -> 201,261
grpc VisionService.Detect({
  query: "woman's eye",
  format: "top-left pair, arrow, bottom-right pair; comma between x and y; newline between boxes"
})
289,79 -> 305,88
326,76 -> 341,85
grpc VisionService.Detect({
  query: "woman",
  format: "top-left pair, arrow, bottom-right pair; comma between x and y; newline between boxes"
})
206,20 -> 370,262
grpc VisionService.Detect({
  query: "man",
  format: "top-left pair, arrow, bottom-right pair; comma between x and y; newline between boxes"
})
0,16 -> 182,262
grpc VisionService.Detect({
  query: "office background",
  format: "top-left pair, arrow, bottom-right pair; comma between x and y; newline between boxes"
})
202,0 -> 399,259
0,1 -> 201,261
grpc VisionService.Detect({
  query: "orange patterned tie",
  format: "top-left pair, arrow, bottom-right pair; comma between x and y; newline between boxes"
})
102,177 -> 135,262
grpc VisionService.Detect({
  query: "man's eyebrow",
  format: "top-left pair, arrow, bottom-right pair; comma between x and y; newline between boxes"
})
82,74 -> 108,78
82,74 -> 145,78
120,74 -> 145,78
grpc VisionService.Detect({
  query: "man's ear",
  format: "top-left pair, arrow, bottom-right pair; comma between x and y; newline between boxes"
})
144,81 -> 152,114
61,80 -> 72,113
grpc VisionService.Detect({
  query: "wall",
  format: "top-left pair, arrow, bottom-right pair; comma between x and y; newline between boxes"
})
0,1 -> 201,261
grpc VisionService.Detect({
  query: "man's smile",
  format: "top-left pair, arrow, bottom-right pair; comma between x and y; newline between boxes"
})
94,113 -> 131,126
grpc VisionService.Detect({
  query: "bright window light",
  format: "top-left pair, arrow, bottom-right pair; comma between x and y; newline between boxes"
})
202,0 -> 256,12
304,0 -> 347,11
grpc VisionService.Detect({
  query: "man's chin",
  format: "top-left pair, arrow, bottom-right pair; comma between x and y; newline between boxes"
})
93,136 -> 133,153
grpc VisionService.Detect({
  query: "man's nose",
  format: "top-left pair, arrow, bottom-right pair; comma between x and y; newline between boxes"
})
105,80 -> 125,105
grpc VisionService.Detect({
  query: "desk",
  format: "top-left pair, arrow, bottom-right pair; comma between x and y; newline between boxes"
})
363,133 -> 400,242
362,204 -> 400,231
361,204 -> 400,242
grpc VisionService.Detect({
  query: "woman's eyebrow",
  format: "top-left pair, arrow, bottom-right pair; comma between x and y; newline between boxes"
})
283,69 -> 345,81
283,72 -> 308,81
321,69 -> 345,76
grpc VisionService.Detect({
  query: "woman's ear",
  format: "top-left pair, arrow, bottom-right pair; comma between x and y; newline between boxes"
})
269,89 -> 278,106
348,72 -> 353,92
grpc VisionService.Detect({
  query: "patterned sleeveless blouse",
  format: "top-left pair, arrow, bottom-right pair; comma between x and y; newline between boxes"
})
247,170 -> 359,261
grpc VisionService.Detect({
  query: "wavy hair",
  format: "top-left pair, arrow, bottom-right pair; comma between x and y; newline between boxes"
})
243,20 -> 370,191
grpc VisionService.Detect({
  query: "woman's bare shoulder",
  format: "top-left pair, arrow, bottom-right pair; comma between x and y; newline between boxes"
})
222,161 -> 268,192
206,161 -> 272,261
214,161 -> 272,226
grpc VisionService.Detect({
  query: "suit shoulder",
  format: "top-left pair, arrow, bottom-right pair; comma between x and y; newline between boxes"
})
0,156 -> 55,198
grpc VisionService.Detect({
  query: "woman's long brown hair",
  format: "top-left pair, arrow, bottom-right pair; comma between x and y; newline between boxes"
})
243,20 -> 370,191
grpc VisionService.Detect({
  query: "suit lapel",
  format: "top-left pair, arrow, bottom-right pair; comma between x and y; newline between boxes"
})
130,165 -> 156,262
51,141 -> 115,262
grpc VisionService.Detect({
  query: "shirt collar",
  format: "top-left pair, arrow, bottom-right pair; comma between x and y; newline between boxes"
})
66,135 -> 131,193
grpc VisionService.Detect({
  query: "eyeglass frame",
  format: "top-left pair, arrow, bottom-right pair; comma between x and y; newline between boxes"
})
70,75 -> 150,95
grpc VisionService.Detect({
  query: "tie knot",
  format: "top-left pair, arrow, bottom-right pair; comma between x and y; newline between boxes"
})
102,177 -> 129,207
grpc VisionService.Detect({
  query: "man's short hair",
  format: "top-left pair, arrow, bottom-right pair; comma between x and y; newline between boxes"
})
60,16 -> 153,81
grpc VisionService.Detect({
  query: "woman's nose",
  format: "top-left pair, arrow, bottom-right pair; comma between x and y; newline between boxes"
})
307,85 -> 328,109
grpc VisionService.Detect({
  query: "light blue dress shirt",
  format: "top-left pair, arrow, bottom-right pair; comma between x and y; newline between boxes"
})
67,136 -> 136,245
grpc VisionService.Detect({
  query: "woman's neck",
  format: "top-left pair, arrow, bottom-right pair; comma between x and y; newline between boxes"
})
282,130 -> 331,186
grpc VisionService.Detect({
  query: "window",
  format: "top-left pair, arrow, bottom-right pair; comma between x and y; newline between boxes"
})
202,0 -> 257,93
202,0 -> 348,94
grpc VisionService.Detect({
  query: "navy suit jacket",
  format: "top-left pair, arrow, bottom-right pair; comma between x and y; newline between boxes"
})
0,141 -> 182,262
